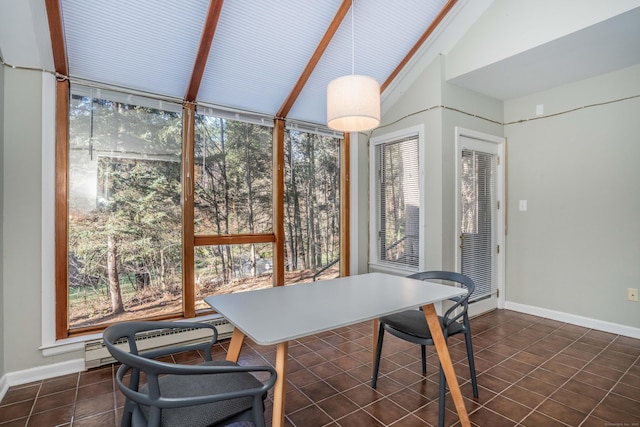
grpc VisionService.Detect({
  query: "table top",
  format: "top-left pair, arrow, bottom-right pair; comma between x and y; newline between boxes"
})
204,272 -> 466,345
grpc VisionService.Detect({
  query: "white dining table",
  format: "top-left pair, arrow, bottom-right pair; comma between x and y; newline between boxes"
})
205,272 -> 471,427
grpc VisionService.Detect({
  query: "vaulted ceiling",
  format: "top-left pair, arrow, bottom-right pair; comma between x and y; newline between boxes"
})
44,0 -> 457,128
1,1 -> 640,128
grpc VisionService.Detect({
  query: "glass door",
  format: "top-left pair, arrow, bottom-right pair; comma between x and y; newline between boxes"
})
456,128 -> 505,316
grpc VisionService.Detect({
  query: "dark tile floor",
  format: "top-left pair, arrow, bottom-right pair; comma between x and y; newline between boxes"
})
1,309 -> 639,426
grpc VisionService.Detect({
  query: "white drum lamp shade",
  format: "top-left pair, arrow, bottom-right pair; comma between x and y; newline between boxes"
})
327,74 -> 380,132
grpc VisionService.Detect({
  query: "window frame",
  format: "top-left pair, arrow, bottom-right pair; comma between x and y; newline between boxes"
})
369,125 -> 425,273
51,81 -> 350,341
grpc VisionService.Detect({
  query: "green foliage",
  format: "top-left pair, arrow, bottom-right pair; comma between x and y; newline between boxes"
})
194,116 -> 273,234
68,91 -> 183,325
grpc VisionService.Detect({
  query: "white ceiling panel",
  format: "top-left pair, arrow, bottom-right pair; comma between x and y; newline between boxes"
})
448,6 -> 640,100
197,0 -> 342,116
61,0 -> 209,99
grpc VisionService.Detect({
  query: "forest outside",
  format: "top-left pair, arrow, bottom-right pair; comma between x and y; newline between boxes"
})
66,86 -> 341,329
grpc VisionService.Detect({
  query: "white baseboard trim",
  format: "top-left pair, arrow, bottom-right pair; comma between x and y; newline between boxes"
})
504,301 -> 640,339
0,358 -> 86,402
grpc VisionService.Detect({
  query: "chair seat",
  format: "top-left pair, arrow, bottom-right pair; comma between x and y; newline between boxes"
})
381,310 -> 464,339
139,360 -> 263,427
372,272 -> 478,427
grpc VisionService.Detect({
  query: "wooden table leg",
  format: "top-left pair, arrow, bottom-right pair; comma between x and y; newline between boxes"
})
422,303 -> 471,427
226,328 -> 246,363
272,341 -> 289,427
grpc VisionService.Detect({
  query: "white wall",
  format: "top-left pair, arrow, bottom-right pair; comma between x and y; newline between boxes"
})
445,0 -> 640,81
2,68 -> 48,372
0,56 -> 6,379
2,68 -> 83,376
504,64 -> 640,328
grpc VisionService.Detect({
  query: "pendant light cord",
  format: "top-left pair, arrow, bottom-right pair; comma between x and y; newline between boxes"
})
351,0 -> 355,75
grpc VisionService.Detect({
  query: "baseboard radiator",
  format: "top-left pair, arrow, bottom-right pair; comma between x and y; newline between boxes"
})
84,318 -> 235,368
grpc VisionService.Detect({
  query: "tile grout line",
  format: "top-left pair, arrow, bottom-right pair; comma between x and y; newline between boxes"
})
24,379 -> 44,426
578,349 -> 640,426
473,317 -> 592,425
513,326 -> 619,426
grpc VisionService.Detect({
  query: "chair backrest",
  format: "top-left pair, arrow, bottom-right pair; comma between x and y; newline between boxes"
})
103,320 -> 220,426
103,320 -> 217,367
103,321 -> 276,427
407,271 -> 475,330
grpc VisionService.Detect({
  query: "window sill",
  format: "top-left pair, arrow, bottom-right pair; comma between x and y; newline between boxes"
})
368,262 -> 418,276
40,332 -> 102,357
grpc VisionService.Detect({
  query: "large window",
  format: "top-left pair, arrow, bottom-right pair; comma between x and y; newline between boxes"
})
194,115 -> 273,236
68,86 -> 183,329
284,130 -> 341,284
192,113 -> 275,312
370,129 -> 421,271
60,85 -> 344,337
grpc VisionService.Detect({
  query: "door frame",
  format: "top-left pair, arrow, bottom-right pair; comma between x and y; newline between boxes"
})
454,127 -> 506,316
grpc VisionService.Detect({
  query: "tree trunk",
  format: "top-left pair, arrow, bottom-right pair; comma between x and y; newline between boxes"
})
293,160 -> 305,270
220,118 -> 231,283
285,136 -> 296,271
135,266 -> 149,291
246,126 -> 257,277
307,138 -> 320,268
107,234 -> 125,313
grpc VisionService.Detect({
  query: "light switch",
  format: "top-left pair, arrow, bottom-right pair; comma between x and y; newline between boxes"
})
519,200 -> 527,211
536,104 -> 544,116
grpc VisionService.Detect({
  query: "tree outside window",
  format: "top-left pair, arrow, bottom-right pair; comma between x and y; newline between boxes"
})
62,85 -> 344,334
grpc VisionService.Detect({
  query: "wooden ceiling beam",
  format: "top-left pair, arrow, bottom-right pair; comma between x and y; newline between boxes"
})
185,0 -> 224,102
381,0 -> 457,93
45,0 -> 68,76
277,0 -> 352,119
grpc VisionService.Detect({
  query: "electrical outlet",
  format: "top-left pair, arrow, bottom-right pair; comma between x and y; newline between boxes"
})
629,288 -> 639,302
519,200 -> 527,211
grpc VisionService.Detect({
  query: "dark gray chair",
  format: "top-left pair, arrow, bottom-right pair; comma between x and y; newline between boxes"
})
103,321 -> 277,427
371,271 -> 478,427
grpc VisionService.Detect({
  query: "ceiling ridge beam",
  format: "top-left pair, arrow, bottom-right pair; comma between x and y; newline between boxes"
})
381,0 -> 458,93
45,0 -> 68,76
276,0 -> 352,119
185,0 -> 224,102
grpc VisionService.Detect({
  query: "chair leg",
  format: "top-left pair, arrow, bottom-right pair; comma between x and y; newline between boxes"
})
438,365 -> 446,427
371,324 -> 385,389
421,345 -> 427,376
465,331 -> 479,398
252,396 -> 266,427
121,399 -> 135,427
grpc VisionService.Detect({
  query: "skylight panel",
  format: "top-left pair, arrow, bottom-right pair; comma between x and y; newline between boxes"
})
61,0 -> 209,99
197,0 -> 342,116
59,0 -> 454,126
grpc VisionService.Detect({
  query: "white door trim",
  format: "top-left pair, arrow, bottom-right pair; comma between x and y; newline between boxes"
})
454,127 -> 506,315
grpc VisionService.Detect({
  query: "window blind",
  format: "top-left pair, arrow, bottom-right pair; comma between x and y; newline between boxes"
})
461,149 -> 497,301
375,135 -> 420,269
71,84 -> 183,113
196,104 -> 274,128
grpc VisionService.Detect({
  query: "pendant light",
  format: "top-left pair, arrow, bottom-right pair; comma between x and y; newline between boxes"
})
327,0 -> 380,132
